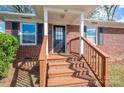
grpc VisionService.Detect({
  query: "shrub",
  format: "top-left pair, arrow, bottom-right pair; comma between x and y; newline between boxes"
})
0,33 -> 19,78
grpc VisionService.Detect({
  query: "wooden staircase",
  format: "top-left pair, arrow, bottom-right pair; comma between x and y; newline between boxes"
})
46,55 -> 96,87
38,36 -> 109,87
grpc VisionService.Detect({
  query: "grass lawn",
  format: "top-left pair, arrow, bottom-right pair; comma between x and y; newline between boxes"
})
109,65 -> 124,87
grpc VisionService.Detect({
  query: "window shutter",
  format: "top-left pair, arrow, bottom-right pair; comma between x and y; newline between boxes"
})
98,27 -> 104,45
11,22 -> 19,39
37,23 -> 43,45
84,26 -> 87,37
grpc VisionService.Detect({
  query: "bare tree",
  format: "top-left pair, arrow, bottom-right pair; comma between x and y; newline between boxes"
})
88,5 -> 118,21
104,5 -> 118,21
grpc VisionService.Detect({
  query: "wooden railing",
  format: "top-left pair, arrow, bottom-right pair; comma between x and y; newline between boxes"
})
67,37 -> 80,54
68,37 -> 109,87
82,37 -> 109,87
39,36 -> 48,87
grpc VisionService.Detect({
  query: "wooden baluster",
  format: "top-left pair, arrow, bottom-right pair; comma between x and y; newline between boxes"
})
102,57 -> 108,87
92,50 -> 94,69
95,53 -> 97,72
86,43 -> 88,61
90,48 -> 92,65
84,42 -> 85,58
87,43 -> 88,61
98,55 -> 100,77
101,57 -> 104,81
89,47 -> 91,65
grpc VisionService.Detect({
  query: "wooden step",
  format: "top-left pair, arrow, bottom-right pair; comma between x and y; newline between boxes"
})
48,68 -> 74,78
47,76 -> 89,87
48,61 -> 71,69
48,55 -> 68,61
48,59 -> 67,63
48,61 -> 70,66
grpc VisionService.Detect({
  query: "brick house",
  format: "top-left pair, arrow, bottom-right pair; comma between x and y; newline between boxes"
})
0,5 -> 123,87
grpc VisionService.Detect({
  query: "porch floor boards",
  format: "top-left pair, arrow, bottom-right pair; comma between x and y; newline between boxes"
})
48,53 -> 77,60
48,54 -> 71,60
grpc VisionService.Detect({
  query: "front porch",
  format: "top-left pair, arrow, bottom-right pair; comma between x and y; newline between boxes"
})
13,36 -> 109,87
11,6 -> 109,87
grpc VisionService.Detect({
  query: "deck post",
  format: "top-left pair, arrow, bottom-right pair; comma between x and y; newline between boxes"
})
44,8 -> 48,56
80,13 -> 84,56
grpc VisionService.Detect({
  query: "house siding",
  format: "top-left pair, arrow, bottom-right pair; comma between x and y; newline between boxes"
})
97,27 -> 124,58
66,25 -> 80,54
4,21 -> 124,59
4,21 -> 43,59
5,21 -> 12,35
16,45 -> 42,59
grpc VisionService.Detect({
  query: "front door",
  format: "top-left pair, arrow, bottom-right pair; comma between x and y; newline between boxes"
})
53,25 -> 65,53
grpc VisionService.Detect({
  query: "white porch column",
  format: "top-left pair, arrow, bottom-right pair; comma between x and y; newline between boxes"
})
44,8 -> 48,56
80,13 -> 84,56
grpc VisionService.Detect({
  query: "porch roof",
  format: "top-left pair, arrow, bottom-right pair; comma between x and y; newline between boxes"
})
0,5 -> 97,24
32,5 -> 97,18
32,5 -> 98,25
1,5 -> 124,29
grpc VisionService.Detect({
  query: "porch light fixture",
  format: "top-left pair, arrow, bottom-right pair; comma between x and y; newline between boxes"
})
60,14 -> 65,19
91,21 -> 98,24
64,9 -> 68,12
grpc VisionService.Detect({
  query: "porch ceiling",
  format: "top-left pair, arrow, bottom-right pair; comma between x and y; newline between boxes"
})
48,11 -> 80,25
32,5 -> 97,25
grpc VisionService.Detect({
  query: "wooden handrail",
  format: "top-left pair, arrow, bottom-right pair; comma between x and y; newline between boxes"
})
39,36 -> 48,87
82,37 -> 109,87
67,37 -> 80,54
67,37 -> 80,44
68,36 -> 109,87
82,37 -> 109,58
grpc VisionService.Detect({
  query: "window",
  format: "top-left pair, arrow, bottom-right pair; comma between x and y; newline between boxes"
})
55,27 -> 64,40
20,23 -> 37,45
85,27 -> 97,44
0,21 -> 5,33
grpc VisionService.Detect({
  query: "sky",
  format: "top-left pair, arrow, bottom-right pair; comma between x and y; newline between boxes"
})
114,5 -> 124,22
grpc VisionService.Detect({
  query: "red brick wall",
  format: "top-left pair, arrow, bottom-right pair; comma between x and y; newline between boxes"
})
5,21 -> 43,59
5,21 -> 124,59
47,25 -> 80,54
97,27 -> 124,58
16,45 -> 42,59
66,25 -> 80,54
5,21 -> 12,35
